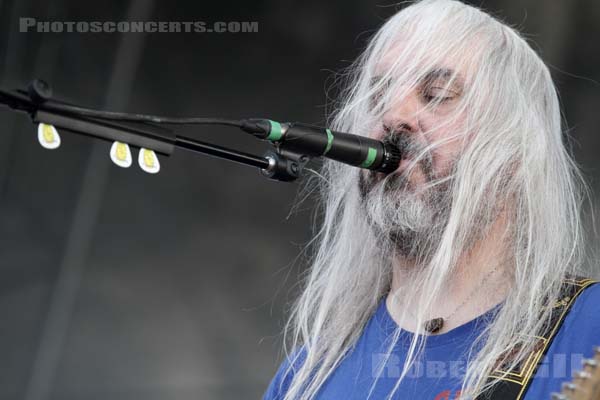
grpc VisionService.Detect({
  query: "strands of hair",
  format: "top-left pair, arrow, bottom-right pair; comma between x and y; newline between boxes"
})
280,1 -> 591,399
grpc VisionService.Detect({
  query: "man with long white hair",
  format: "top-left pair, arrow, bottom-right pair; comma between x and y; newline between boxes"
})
263,0 -> 600,399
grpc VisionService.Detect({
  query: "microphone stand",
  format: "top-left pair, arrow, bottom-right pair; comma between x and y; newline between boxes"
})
0,80 -> 310,182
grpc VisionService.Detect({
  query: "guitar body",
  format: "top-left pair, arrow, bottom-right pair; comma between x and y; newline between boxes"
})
551,347 -> 600,399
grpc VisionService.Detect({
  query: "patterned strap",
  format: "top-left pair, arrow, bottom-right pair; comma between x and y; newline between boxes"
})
480,276 -> 598,400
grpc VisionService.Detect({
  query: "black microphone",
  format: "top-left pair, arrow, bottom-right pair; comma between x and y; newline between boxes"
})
240,119 -> 401,174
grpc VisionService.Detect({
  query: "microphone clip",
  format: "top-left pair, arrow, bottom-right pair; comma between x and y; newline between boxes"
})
261,146 -> 311,182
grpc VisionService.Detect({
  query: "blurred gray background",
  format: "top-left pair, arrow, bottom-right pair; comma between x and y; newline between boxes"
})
0,0 -> 598,399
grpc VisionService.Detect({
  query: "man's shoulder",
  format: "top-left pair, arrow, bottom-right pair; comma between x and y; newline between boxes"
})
565,278 -> 600,325
525,280 -> 600,398
552,278 -> 600,349
262,346 -> 307,400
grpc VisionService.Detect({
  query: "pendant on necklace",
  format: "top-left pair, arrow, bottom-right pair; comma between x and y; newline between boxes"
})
424,318 -> 444,334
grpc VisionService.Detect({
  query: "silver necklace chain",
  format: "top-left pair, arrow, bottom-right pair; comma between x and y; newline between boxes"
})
406,266 -> 500,321
442,266 -> 499,321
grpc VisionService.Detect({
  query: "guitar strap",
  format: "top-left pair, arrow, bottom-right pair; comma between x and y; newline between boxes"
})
480,276 -> 598,400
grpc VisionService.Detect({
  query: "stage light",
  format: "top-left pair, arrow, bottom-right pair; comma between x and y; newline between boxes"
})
110,141 -> 132,168
138,148 -> 160,174
37,123 -> 61,149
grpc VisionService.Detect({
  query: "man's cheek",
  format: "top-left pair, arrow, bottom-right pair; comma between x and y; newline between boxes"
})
430,154 -> 459,182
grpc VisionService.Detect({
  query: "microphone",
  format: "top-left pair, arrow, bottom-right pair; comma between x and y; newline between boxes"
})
240,119 -> 401,174
2,78 -> 402,180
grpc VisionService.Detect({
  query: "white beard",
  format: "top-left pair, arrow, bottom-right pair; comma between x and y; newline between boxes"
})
358,168 -> 452,261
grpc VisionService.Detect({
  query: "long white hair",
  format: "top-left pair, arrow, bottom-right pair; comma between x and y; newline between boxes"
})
280,1 -> 590,399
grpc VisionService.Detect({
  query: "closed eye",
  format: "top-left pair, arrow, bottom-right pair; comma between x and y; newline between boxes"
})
422,86 -> 460,104
420,67 -> 463,105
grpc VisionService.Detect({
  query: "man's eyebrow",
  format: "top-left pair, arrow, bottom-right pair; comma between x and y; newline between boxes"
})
368,75 -> 391,99
370,69 -> 463,89
370,75 -> 387,87
421,68 -> 464,87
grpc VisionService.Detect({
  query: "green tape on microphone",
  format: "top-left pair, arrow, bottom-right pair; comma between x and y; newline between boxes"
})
361,147 -> 377,168
266,120 -> 283,141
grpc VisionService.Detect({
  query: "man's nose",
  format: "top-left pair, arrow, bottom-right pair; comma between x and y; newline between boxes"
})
382,90 -> 421,134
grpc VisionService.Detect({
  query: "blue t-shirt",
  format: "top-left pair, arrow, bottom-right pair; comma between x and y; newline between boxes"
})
263,282 -> 600,399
